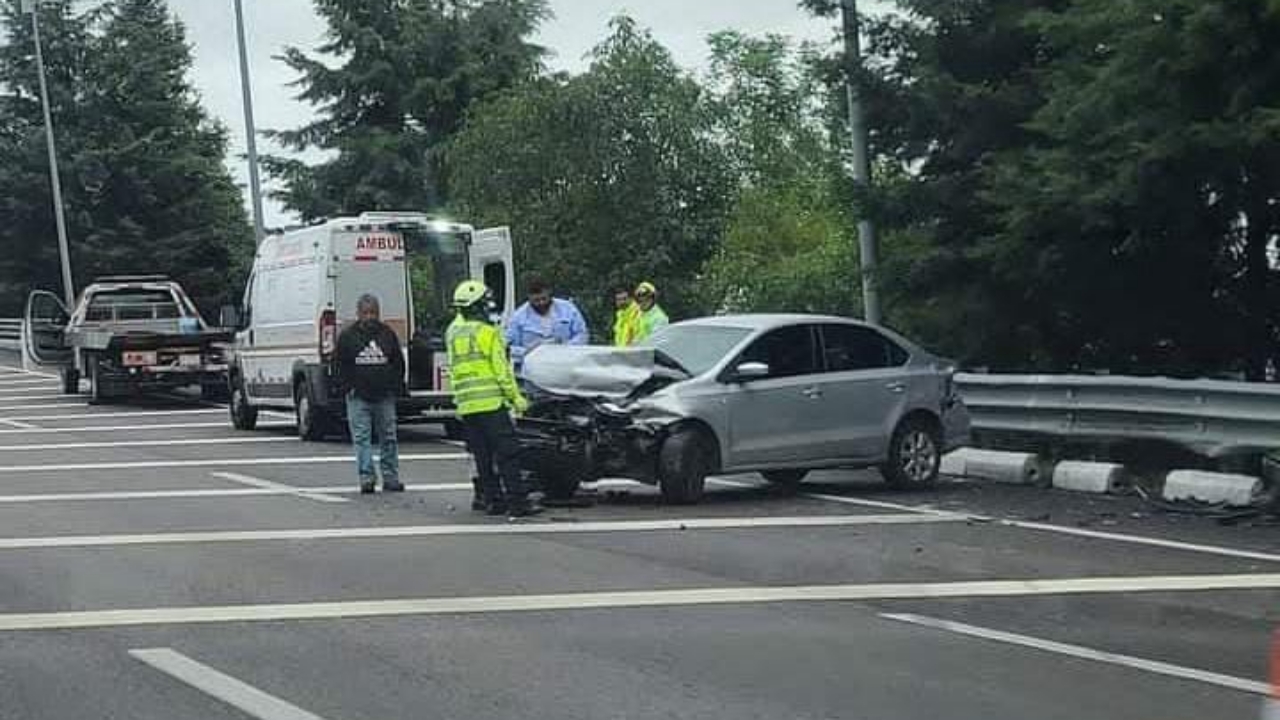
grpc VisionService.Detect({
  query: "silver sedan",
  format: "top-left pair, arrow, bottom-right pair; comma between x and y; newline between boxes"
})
519,314 -> 971,504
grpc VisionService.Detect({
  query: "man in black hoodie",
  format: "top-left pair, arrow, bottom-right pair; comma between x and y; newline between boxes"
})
337,294 -> 405,494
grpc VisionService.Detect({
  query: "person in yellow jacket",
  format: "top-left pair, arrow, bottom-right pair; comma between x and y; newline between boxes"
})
632,281 -> 670,344
447,280 -> 541,517
612,286 -> 641,347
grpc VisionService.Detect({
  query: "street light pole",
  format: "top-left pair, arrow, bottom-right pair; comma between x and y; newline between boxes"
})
24,0 -> 76,308
842,0 -> 881,326
233,0 -> 267,244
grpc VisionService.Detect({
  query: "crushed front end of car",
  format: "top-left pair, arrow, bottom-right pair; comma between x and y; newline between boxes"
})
515,345 -> 689,499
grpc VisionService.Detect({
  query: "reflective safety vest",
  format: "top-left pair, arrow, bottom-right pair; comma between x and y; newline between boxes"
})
446,316 -> 527,417
634,305 -> 670,344
614,303 -> 641,347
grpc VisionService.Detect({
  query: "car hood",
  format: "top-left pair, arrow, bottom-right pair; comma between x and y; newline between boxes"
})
523,345 -> 685,400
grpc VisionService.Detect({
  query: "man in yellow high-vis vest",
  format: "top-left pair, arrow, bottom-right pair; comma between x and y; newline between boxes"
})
447,280 -> 540,517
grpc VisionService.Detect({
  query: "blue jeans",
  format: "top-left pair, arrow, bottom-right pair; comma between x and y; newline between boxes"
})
346,393 -> 399,485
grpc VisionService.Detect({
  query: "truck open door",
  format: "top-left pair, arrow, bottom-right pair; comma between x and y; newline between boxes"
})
472,227 -> 516,323
23,290 -> 75,390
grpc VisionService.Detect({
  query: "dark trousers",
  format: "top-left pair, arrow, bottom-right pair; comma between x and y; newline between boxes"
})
464,410 -> 527,506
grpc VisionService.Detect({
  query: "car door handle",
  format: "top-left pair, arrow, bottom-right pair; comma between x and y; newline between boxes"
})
802,386 -> 823,399
886,382 -> 907,394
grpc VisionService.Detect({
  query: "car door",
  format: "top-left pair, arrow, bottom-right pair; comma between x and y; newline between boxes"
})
23,290 -> 73,370
816,323 -> 912,460
720,324 -> 829,469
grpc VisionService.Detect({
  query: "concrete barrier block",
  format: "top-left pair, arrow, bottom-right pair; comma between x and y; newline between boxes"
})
941,448 -> 1044,485
1162,470 -> 1263,507
1052,462 -> 1125,494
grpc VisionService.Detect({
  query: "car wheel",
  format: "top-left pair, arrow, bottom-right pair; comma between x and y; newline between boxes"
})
88,357 -> 114,405
295,379 -> 328,442
230,378 -> 258,431
762,470 -> 809,488
659,426 -> 715,505
61,368 -> 80,395
881,416 -> 942,489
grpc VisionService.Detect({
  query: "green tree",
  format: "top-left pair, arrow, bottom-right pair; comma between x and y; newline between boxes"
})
988,0 -> 1280,377
0,0 -> 252,315
699,31 -> 858,316
268,0 -> 549,221
449,17 -> 733,329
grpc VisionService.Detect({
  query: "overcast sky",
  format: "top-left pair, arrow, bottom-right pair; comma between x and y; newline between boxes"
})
168,1 -> 844,226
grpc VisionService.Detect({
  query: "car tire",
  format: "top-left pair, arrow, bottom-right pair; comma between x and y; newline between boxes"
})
762,470 -> 809,488
659,426 -> 715,505
230,377 -> 258,431
881,416 -> 942,489
61,368 -> 80,395
88,357 -> 114,405
295,379 -> 328,442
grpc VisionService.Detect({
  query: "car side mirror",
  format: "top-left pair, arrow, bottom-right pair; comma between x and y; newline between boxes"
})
731,362 -> 771,383
219,305 -> 242,330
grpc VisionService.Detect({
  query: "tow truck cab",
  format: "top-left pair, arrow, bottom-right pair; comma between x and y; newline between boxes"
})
225,212 -> 515,440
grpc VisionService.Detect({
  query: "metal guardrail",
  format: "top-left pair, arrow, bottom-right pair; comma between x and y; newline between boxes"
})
0,318 -> 21,351
956,373 -> 1280,459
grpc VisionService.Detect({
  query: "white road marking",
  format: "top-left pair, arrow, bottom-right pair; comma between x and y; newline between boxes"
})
0,436 -> 299,453
0,408 -> 230,421
0,396 -> 81,405
0,479 -> 642,504
0,377 -> 60,386
0,452 -> 471,474
4,574 -> 1280,632
0,483 -> 477,504
729,477 -> 1280,565
0,418 -> 37,430
880,613 -> 1272,696
0,420 -> 293,436
0,401 -> 91,411
131,648 -> 329,720
0,514 -> 959,550
212,472 -> 349,504
0,388 -> 64,397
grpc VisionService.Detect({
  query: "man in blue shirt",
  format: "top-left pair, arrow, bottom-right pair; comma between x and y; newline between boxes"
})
505,276 -> 589,372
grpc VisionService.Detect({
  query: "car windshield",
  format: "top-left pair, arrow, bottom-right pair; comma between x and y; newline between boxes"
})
639,324 -> 752,376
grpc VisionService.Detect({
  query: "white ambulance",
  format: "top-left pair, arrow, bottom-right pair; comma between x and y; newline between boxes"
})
224,212 -> 515,440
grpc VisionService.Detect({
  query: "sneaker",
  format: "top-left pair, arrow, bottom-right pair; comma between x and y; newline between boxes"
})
383,481 -> 406,493
471,496 -> 487,512
359,480 -> 376,495
485,502 -> 509,517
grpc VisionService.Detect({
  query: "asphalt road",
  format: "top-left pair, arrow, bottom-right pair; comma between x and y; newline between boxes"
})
0,357 -> 1276,720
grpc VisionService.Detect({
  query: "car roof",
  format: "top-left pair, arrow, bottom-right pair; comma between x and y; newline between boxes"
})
675,314 -> 872,332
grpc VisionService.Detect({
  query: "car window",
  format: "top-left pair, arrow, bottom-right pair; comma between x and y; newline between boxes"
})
821,324 -> 909,371
735,325 -> 819,379
642,325 -> 753,376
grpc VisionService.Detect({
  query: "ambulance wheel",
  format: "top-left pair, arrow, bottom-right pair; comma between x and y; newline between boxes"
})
295,379 -> 329,442
88,357 -> 116,405
230,377 -> 258,431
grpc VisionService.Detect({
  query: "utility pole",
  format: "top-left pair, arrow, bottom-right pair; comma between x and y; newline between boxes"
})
842,0 -> 881,326
233,0 -> 267,244
23,0 -> 76,308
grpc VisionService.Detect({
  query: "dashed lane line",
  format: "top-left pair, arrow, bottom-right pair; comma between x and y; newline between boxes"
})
0,514 -> 961,550
211,472 -> 349,504
880,613 -> 1272,697
0,418 -> 37,430
0,408 -> 251,422
3,574 -> 1280,632
0,453 -> 471,474
131,648 -> 330,720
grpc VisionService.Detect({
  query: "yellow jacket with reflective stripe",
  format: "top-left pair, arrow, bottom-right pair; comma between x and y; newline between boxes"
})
446,315 -> 527,417
613,303 -> 641,347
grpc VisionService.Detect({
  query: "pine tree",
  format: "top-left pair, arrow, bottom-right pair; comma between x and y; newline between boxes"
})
268,0 -> 549,221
